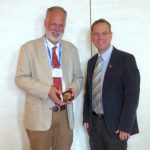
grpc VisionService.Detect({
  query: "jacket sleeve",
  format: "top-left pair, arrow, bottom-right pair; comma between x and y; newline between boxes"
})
118,54 -> 140,133
66,45 -> 83,97
15,44 -> 50,101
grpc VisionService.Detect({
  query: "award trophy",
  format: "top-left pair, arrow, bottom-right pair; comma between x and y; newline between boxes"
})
57,89 -> 74,102
62,89 -> 74,102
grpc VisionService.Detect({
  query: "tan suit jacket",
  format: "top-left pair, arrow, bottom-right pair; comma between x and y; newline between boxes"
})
15,37 -> 83,131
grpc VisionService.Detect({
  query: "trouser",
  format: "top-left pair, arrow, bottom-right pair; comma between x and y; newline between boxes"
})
89,113 -> 127,150
26,109 -> 73,150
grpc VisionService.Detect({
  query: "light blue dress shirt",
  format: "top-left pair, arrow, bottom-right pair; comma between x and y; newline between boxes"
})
97,45 -> 113,114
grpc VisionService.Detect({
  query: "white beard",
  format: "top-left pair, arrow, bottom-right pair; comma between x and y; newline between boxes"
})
47,31 -> 63,43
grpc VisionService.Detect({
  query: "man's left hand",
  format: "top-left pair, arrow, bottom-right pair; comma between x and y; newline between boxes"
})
115,130 -> 130,141
64,88 -> 76,104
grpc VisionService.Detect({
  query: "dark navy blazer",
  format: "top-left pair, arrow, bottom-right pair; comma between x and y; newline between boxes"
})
83,47 -> 140,136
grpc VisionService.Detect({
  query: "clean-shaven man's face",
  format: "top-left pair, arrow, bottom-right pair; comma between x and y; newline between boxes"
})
92,22 -> 112,53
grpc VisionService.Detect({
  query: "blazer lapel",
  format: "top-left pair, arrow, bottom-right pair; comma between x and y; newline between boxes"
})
37,37 -> 52,78
90,54 -> 98,79
103,48 -> 118,85
61,41 -> 68,85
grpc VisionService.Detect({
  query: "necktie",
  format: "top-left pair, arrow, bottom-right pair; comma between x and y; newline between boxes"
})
92,56 -> 104,114
52,46 -> 62,92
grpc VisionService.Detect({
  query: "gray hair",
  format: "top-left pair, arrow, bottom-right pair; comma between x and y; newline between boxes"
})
46,6 -> 67,18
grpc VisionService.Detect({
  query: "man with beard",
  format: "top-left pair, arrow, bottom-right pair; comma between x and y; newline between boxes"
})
15,6 -> 83,150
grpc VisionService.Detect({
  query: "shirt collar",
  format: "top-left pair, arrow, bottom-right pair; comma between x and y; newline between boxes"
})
45,37 -> 60,49
98,45 -> 113,61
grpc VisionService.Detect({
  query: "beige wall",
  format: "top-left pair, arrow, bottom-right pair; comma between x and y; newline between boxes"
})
0,0 -> 150,149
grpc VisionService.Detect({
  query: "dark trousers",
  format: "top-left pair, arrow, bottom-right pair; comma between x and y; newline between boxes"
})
89,113 -> 127,150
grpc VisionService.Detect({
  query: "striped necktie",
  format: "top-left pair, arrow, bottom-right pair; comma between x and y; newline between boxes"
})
92,56 -> 104,114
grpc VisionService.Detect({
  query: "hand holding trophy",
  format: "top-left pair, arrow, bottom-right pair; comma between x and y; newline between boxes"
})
62,89 -> 74,102
57,89 -> 74,102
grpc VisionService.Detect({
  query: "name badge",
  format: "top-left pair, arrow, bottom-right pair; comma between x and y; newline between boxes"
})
52,68 -> 63,78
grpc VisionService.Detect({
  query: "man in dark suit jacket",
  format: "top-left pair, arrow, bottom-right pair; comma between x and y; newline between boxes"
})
83,19 -> 140,150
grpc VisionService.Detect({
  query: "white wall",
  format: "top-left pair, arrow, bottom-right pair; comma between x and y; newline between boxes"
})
0,0 -> 149,150
91,1 -> 150,149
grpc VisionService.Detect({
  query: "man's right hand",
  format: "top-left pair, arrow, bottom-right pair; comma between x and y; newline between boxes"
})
83,123 -> 89,133
49,86 -> 66,106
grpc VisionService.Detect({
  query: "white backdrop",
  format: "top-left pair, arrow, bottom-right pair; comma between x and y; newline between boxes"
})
0,0 -> 150,150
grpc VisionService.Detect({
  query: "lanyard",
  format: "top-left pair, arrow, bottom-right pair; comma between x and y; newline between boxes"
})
45,40 -> 62,68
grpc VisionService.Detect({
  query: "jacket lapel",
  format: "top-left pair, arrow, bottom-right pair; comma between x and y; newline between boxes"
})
90,54 -> 98,79
103,48 -> 118,86
61,41 -> 68,85
37,37 -> 52,78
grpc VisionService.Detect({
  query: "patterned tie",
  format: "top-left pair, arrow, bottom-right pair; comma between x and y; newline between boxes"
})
52,46 -> 62,92
92,56 -> 104,114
